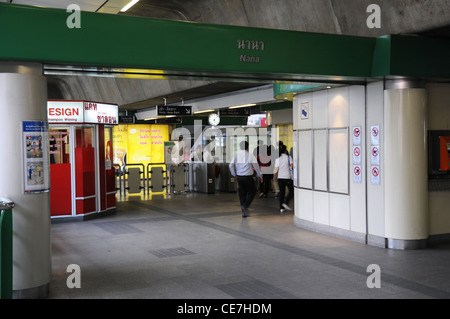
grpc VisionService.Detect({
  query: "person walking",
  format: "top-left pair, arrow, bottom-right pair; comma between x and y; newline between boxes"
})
229,141 -> 263,218
258,145 -> 273,198
274,145 -> 294,214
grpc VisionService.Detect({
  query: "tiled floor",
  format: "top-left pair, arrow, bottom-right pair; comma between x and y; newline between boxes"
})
48,191 -> 450,299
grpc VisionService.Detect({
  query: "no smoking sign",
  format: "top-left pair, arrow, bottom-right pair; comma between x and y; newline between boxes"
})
371,166 -> 380,185
371,146 -> 380,165
353,165 -> 362,184
353,146 -> 362,164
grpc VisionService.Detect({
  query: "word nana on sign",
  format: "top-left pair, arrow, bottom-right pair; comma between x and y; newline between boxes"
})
240,54 -> 260,63
237,40 -> 265,51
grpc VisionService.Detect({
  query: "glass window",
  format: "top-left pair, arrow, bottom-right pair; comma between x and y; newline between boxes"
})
75,126 -> 94,148
49,127 -> 70,164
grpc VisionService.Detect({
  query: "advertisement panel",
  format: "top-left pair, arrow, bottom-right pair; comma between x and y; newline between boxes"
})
112,124 -> 169,168
23,121 -> 50,193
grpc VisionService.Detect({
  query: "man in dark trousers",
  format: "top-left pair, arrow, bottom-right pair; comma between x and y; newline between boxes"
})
229,141 -> 263,217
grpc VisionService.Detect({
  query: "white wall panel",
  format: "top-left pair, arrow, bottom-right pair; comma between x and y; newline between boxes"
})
298,130 -> 313,189
349,86 -> 367,233
329,128 -> 349,194
296,188 -> 313,221
313,90 -> 328,128
314,129 -> 328,191
366,81 -> 385,237
329,193 -> 350,230
328,87 -> 349,128
314,192 -> 329,225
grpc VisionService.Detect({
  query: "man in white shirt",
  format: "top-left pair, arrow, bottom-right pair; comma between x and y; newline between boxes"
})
229,141 -> 263,217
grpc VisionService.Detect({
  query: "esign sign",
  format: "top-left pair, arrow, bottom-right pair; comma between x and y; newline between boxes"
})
47,101 -> 84,123
47,100 -> 118,125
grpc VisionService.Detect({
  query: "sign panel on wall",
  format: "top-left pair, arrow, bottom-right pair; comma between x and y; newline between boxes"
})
352,126 -> 361,145
353,165 -> 362,184
371,145 -> 380,165
301,102 -> 309,120
23,121 -> 50,193
47,101 -> 84,123
371,165 -> 380,185
353,146 -> 362,165
47,100 -> 118,124
371,125 -> 380,145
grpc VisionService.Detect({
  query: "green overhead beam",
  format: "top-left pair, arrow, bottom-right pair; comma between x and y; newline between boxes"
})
0,3 -> 375,81
1,3 -> 450,83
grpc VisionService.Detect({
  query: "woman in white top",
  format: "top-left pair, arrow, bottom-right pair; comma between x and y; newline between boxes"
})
274,145 -> 294,213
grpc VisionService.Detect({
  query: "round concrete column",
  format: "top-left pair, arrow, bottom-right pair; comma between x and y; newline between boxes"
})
0,62 -> 51,298
384,79 -> 428,249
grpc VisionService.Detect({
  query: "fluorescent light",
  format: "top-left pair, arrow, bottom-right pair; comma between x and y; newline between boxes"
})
194,109 -> 215,114
120,0 -> 139,12
228,103 -> 256,109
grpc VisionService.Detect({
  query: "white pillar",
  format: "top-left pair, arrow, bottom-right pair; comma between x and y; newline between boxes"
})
0,62 -> 51,297
384,80 -> 428,249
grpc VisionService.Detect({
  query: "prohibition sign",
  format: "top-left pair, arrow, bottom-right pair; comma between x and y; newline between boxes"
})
354,166 -> 361,176
372,147 -> 379,157
372,126 -> 379,137
372,166 -> 380,177
354,147 -> 361,157
353,127 -> 361,138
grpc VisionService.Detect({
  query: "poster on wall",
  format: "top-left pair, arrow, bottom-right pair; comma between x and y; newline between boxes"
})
22,121 -> 50,193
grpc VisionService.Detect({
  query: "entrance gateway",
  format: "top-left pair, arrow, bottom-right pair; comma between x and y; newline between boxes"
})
1,2 -> 450,298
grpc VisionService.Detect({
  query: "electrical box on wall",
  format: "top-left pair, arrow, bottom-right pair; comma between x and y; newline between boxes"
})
428,130 -> 450,178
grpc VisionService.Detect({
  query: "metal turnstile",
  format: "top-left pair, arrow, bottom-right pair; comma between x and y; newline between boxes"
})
193,162 -> 215,194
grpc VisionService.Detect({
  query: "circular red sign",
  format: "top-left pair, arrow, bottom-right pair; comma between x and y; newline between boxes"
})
372,167 -> 379,177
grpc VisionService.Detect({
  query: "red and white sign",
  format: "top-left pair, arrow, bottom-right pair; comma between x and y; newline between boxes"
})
47,100 -> 118,125
371,125 -> 380,145
353,146 -> 362,164
371,165 -> 380,185
352,126 -> 361,145
84,102 -> 118,125
353,165 -> 362,184
371,146 -> 380,165
47,101 -> 84,123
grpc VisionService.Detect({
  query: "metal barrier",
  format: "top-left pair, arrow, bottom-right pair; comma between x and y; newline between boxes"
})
146,163 -> 168,195
122,164 -> 146,195
0,199 -> 14,299
169,163 -> 189,194
115,162 -> 191,197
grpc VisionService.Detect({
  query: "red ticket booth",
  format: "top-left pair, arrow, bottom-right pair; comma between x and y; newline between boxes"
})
48,100 -> 118,221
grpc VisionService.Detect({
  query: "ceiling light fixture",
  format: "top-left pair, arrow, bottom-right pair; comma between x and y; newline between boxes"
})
194,109 -> 215,114
120,0 -> 140,12
228,103 -> 256,109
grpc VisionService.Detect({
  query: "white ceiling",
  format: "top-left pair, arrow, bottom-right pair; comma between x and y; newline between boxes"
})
0,0 -> 132,14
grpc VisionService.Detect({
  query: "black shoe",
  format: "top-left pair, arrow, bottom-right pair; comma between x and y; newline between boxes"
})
241,205 -> 249,217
